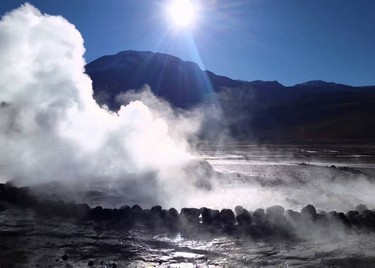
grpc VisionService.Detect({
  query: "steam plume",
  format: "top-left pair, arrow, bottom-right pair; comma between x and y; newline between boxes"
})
0,3 -> 204,207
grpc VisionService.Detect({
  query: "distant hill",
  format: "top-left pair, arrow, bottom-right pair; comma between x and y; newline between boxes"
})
85,50 -> 239,109
85,50 -> 375,142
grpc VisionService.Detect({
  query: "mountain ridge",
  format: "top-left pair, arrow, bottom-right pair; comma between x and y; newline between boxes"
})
85,50 -> 375,141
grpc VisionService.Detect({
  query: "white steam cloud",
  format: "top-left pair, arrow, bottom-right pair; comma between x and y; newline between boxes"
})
0,4 -> 206,207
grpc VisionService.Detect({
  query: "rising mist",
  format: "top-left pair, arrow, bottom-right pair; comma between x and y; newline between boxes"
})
0,3 -> 213,208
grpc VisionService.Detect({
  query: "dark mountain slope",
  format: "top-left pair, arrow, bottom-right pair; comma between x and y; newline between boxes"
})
85,50 -> 375,141
86,50 -> 244,110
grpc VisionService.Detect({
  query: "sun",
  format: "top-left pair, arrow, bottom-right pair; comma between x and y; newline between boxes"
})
168,0 -> 196,27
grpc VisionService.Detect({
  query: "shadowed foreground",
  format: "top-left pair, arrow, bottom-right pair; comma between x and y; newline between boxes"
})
2,183 -> 375,267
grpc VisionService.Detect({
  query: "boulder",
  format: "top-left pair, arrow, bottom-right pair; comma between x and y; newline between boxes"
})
253,208 -> 266,225
129,205 -> 142,221
151,205 -> 162,214
266,205 -> 286,225
234,206 -> 244,216
89,206 -> 104,220
337,212 -> 350,226
356,204 -> 368,214
266,205 -> 285,218
301,205 -> 317,221
236,209 -> 252,226
147,206 -> 164,227
219,209 -> 236,228
346,210 -> 359,225
316,213 -> 329,226
201,207 -> 220,225
119,205 -> 132,219
164,208 -> 179,230
0,183 -> 5,198
285,210 -> 301,223
0,185 -> 38,207
132,204 -> 143,213
180,208 -> 200,224
328,211 -> 338,220
168,207 -> 179,218
360,210 -> 375,229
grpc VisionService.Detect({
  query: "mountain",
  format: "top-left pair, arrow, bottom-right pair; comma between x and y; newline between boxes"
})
85,50 -> 375,142
85,50 -> 243,110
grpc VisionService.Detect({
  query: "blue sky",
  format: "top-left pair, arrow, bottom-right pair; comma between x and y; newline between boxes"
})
1,0 -> 375,86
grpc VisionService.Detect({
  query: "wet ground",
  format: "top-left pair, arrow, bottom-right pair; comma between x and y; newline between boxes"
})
2,143 -> 375,267
195,142 -> 375,212
2,205 -> 375,268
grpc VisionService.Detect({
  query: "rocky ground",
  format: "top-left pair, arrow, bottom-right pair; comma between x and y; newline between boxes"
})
2,182 -> 375,267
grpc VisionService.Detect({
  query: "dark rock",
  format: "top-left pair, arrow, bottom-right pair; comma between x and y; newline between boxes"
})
328,211 -> 338,220
101,208 -> 116,220
337,212 -> 350,226
129,205 -> 143,223
113,208 -> 123,218
88,260 -> 94,266
266,205 -> 285,219
139,209 -> 161,227
219,209 -> 236,228
316,213 -> 329,225
253,208 -> 266,225
236,209 -> 252,226
168,207 -> 179,218
151,205 -> 162,214
119,205 -> 132,219
164,208 -> 179,230
234,206 -> 244,216
201,207 -> 220,225
264,206 -> 294,238
61,255 -> 68,261
356,204 -> 368,214
160,209 -> 168,220
360,210 -> 375,228
139,209 -> 152,226
250,208 -> 275,237
0,184 -> 38,207
0,183 -> 5,196
337,166 -> 363,175
319,211 -> 328,217
89,206 -> 104,220
301,205 -> 317,221
120,205 -> 131,210
180,208 -> 200,224
346,210 -> 360,225
148,207 -> 164,227
132,204 -> 143,212
247,221 -> 273,239
362,210 -> 375,217
285,210 -> 301,222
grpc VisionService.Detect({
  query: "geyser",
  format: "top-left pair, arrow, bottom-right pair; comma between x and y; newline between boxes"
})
0,3 -> 207,207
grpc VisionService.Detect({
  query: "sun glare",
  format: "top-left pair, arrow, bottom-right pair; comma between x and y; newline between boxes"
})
168,0 -> 195,27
